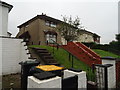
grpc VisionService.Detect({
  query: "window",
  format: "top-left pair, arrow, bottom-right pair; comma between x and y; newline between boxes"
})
45,21 -> 57,27
51,22 -> 56,27
46,34 -> 57,43
45,21 -> 50,26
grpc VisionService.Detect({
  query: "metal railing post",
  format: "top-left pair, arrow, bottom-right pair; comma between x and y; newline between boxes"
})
72,55 -> 74,68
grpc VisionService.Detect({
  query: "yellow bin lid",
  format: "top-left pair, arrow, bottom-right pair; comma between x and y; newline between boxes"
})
36,65 -> 64,71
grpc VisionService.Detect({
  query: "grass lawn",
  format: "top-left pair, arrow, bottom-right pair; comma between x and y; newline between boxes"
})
29,45 -> 90,70
93,49 -> 120,58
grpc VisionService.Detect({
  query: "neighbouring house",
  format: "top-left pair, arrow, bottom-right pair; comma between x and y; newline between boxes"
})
0,1 -> 13,36
77,29 -> 100,44
0,1 -> 32,75
16,14 -> 100,45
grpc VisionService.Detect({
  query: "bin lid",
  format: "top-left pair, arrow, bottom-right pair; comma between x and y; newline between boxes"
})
36,65 -> 64,71
68,68 -> 82,72
33,72 -> 57,80
19,60 -> 40,65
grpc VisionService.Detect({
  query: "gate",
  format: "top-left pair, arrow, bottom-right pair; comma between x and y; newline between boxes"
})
62,75 -> 78,90
95,64 -> 113,90
87,64 -> 113,89
95,65 -> 105,88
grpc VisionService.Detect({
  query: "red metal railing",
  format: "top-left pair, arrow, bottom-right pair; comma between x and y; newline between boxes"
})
76,42 -> 100,60
61,42 -> 101,67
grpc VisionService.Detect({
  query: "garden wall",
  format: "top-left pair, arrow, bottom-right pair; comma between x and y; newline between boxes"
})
0,37 -> 30,75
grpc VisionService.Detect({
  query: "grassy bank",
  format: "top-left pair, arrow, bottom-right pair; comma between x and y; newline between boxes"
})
93,49 -> 120,58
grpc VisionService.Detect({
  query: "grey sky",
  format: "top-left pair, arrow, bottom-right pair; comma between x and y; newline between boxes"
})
3,0 -> 119,44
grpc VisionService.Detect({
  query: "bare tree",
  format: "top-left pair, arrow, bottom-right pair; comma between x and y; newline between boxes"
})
57,15 -> 83,42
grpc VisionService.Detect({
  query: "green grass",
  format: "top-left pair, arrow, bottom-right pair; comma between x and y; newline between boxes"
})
93,49 -> 120,58
29,45 -> 90,70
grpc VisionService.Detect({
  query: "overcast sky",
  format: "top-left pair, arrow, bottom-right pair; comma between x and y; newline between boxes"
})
3,0 -> 119,44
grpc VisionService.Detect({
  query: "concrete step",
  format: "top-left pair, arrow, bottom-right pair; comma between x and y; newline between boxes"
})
44,59 -> 56,63
43,56 -> 54,59
28,57 -> 37,59
37,50 -> 49,53
40,53 -> 51,56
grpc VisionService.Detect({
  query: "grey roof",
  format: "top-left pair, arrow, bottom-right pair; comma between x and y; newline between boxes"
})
17,15 -> 62,28
0,1 -> 13,12
80,29 -> 100,37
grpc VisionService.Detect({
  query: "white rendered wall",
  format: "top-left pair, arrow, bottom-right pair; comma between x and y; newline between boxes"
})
28,76 -> 61,88
77,34 -> 94,43
0,5 -> 2,36
0,5 -> 2,87
0,5 -> 9,36
64,69 -> 87,88
0,38 -> 30,75
61,37 -> 67,45
0,35 -> 1,90
102,60 -> 116,88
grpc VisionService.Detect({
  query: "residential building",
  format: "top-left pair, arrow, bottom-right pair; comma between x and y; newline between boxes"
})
77,29 -> 100,44
17,14 -> 62,45
0,1 -> 13,36
16,14 -> 100,45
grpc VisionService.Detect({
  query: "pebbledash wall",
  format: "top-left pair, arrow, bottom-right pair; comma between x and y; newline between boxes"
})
0,37 -> 30,75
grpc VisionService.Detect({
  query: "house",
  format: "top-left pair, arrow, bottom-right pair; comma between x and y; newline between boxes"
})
17,14 -> 62,45
77,29 -> 100,44
16,14 -> 100,45
0,1 -> 13,36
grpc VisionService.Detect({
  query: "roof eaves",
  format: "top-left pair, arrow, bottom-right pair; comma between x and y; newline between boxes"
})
79,29 -> 100,37
0,1 -> 13,12
17,15 -> 39,28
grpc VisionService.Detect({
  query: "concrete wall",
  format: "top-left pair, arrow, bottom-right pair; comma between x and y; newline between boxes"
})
28,76 -> 61,88
0,5 -> 9,36
0,5 -> 2,37
28,70 -> 87,88
0,38 -> 2,89
64,69 -> 87,88
118,1 -> 120,33
0,38 -> 30,75
102,60 -> 116,88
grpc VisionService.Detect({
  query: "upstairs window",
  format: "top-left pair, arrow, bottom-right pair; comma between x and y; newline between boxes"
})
45,21 -> 57,28
51,22 -> 57,28
45,21 -> 50,26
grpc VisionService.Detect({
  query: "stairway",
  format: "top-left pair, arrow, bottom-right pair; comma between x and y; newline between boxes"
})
21,40 -> 37,61
31,47 -> 59,65
61,42 -> 101,67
